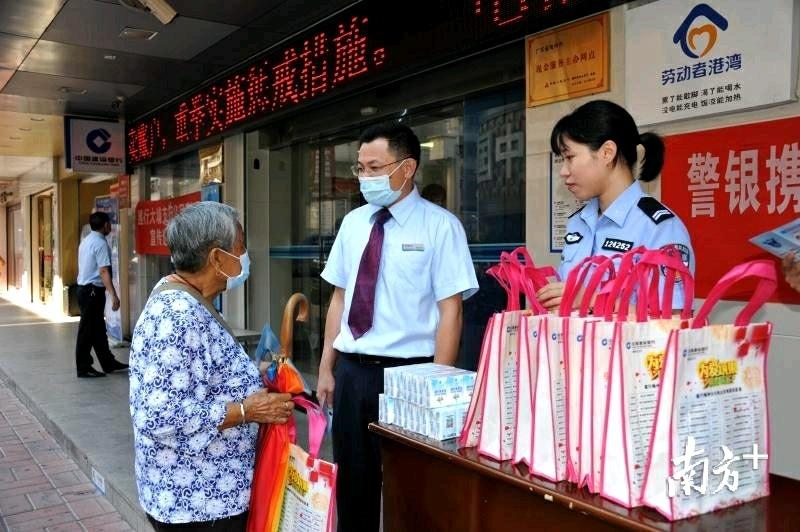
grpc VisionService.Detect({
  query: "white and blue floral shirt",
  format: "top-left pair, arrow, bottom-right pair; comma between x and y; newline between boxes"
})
129,287 -> 262,523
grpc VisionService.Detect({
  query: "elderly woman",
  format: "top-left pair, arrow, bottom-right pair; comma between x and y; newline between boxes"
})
129,202 -> 293,531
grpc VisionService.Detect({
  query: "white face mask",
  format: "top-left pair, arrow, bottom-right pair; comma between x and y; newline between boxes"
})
358,160 -> 409,206
217,249 -> 250,290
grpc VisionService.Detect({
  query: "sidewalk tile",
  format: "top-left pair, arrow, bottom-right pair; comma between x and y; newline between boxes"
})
0,481 -> 54,499
44,523 -> 85,532
79,514 -> 118,528
0,466 -> 15,482
83,521 -> 132,532
4,504 -> 75,528
42,462 -> 80,476
0,477 -> 54,495
11,464 -> 46,481
49,471 -> 85,488
0,495 -> 33,516
28,488 -> 65,510
58,483 -> 101,502
68,498 -> 114,520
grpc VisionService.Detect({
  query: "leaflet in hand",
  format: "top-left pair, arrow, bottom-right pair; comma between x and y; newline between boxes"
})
749,218 -> 800,258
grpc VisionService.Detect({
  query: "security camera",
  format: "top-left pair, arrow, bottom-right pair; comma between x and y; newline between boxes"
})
139,0 -> 177,24
119,0 -> 176,25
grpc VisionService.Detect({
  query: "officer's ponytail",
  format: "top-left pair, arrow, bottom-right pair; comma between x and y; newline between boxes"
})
550,100 -> 665,183
638,131 -> 665,183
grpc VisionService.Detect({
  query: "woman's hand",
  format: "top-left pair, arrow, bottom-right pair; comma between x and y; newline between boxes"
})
536,281 -> 566,311
783,252 -> 800,292
243,391 -> 293,425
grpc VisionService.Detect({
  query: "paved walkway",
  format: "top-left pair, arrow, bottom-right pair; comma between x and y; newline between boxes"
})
0,296 -> 332,531
0,381 -> 132,531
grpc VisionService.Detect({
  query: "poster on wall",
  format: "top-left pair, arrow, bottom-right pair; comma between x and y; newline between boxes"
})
66,117 -> 126,173
661,116 -> 800,304
117,175 -> 131,209
135,192 -> 201,255
625,0 -> 797,125
199,143 -> 223,185
550,153 -> 586,252
94,196 -> 123,341
526,11 -> 609,107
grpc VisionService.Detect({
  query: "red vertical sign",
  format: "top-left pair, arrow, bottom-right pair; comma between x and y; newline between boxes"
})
662,117 -> 800,303
135,192 -> 201,255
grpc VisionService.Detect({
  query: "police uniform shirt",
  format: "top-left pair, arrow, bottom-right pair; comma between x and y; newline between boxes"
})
322,186 -> 479,358
558,180 -> 694,308
77,231 -> 112,287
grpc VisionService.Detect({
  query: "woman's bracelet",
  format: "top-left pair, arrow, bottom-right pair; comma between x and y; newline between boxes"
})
239,402 -> 247,425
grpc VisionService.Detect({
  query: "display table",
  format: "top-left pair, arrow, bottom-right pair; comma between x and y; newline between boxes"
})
370,423 -> 799,531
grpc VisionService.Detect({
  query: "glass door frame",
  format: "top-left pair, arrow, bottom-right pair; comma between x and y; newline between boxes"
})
6,202 -> 24,293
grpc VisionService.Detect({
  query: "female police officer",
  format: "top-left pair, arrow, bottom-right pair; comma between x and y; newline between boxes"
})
536,99 -> 694,311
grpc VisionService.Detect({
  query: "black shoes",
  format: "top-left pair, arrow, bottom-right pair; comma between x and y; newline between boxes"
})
77,360 -> 128,377
102,360 -> 129,373
77,368 -> 106,378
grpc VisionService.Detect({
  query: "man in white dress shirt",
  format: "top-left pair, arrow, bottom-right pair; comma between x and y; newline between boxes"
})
75,211 -> 128,378
318,123 -> 478,531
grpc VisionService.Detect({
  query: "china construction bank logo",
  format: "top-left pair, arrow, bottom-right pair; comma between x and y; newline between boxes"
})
673,4 -> 728,59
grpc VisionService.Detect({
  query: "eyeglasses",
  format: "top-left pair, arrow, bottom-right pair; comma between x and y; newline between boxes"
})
350,157 -> 409,178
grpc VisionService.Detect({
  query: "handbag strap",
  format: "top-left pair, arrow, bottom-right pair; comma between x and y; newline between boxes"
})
290,396 -> 328,458
152,281 -> 238,341
692,260 -> 777,328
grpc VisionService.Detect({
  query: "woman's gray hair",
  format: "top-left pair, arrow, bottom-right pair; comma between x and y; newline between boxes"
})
166,202 -> 240,273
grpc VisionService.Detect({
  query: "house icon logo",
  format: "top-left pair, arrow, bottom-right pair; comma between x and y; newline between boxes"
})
673,4 -> 729,59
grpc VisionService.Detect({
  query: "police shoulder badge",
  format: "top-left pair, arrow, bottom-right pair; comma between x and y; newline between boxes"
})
638,196 -> 675,225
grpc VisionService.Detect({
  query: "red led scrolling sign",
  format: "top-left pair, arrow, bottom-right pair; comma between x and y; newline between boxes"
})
127,0 -> 621,166
128,15 -> 385,165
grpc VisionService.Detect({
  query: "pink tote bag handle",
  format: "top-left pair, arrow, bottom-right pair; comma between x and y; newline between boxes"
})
290,396 -> 328,458
692,260 -> 777,328
614,249 -> 694,322
559,255 -> 609,317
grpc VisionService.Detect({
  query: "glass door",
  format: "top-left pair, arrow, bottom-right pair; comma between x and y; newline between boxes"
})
36,193 -> 54,303
256,85 -> 525,377
264,131 -> 361,379
7,203 -> 24,291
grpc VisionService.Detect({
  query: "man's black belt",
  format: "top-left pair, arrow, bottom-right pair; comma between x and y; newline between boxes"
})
339,352 -> 433,366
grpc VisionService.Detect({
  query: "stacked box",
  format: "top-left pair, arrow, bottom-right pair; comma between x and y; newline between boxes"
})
379,363 -> 475,440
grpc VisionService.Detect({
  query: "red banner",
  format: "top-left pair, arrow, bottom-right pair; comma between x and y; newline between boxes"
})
135,192 -> 201,256
662,116 -> 800,304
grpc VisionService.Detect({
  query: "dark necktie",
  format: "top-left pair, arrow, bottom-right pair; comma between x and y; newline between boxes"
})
348,208 -> 392,339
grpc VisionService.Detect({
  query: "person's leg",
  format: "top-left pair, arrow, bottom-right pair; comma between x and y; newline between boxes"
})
87,290 -> 117,370
332,356 -> 383,532
75,286 -> 96,374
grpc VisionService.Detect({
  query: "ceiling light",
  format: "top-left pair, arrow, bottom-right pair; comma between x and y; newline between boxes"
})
104,54 -> 117,60
119,26 -> 159,40
360,106 -> 378,116
59,86 -> 88,95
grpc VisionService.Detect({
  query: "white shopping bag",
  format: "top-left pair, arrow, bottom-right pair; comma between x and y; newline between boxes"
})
641,260 -> 775,521
601,249 -> 694,508
558,255 -> 614,484
277,397 -> 337,532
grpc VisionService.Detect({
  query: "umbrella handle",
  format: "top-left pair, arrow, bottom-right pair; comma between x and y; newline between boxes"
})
279,292 -> 309,359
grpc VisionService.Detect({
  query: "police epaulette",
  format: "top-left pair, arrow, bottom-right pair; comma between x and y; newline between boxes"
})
637,196 -> 675,224
568,205 -> 585,218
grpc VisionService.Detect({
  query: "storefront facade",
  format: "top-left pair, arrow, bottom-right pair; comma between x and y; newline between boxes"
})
125,0 -> 800,479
